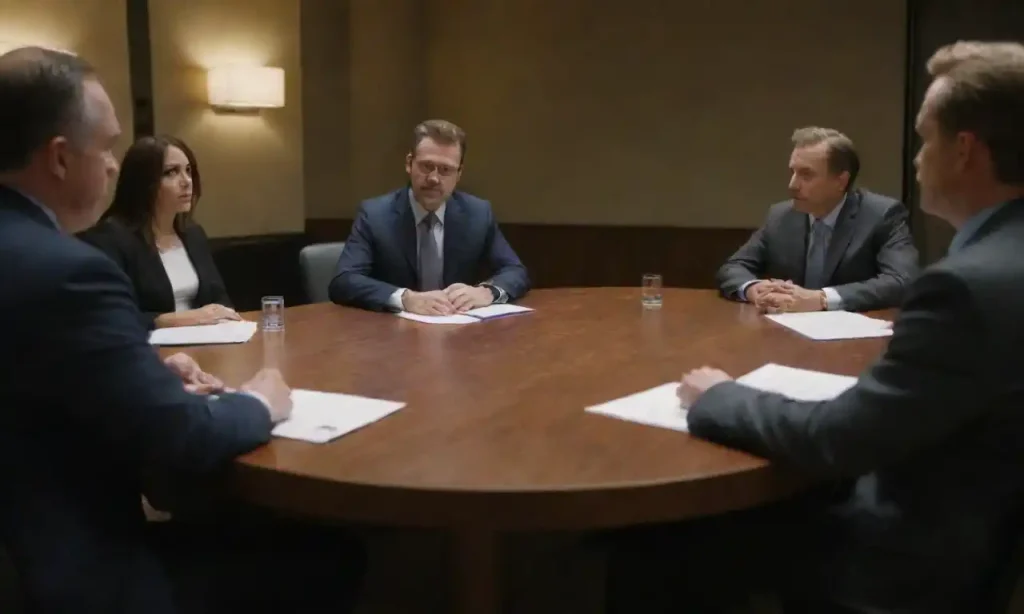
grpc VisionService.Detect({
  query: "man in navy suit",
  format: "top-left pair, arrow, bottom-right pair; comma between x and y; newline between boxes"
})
607,41 -> 1024,614
0,47 -> 362,613
328,119 -> 530,314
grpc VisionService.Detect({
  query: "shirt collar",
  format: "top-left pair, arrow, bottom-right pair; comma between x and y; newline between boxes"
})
409,188 -> 446,226
948,200 -> 1014,254
2,185 -> 61,231
808,193 -> 847,229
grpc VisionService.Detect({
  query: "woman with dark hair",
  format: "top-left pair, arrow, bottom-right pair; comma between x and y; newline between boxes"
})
79,135 -> 240,328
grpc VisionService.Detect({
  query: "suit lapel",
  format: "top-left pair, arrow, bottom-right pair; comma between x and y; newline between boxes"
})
179,225 -> 206,304
141,229 -> 176,308
821,190 -> 861,284
393,190 -> 419,278
779,207 -> 809,284
441,196 -> 463,287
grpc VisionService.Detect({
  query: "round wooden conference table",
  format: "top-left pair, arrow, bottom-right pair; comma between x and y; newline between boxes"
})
166,288 -> 891,614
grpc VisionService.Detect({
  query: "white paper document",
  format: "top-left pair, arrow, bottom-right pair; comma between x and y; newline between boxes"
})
148,320 -> 258,346
465,304 -> 534,319
396,312 -> 479,324
584,382 -> 691,432
271,389 -> 406,444
731,363 -> 858,401
765,311 -> 893,341
584,363 -> 858,433
396,304 -> 533,325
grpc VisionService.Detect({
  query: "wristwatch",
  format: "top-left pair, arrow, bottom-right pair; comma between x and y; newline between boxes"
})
479,284 -> 500,302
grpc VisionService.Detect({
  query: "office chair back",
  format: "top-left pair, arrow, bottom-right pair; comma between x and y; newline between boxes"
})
299,241 -> 345,304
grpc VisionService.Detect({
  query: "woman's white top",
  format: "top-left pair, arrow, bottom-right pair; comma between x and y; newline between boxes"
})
159,245 -> 199,312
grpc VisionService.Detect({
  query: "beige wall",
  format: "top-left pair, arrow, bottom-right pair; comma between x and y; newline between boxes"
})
0,0 -> 133,161
141,0 -> 906,232
424,0 -> 906,228
148,0 -> 304,238
302,0 -> 426,220
305,0 -> 906,226
347,0 -> 426,210
301,1 -> 351,220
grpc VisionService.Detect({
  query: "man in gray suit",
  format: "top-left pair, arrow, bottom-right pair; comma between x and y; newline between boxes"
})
717,127 -> 919,313
607,41 -> 1024,613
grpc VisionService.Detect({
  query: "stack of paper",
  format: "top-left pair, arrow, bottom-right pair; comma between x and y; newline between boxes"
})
584,363 -> 858,433
396,304 -> 533,325
765,311 -> 892,341
149,320 -> 258,346
272,389 -> 406,444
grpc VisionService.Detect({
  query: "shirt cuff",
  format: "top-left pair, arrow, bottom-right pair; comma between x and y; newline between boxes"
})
822,287 -> 843,310
388,288 -> 407,311
737,279 -> 759,301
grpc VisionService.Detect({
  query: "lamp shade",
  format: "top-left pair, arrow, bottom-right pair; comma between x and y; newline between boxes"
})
207,65 -> 285,110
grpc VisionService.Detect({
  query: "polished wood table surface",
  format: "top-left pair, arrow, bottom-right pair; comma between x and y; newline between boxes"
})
168,288 -> 891,614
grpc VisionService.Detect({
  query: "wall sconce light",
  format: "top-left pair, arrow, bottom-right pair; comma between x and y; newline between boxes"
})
207,65 -> 285,112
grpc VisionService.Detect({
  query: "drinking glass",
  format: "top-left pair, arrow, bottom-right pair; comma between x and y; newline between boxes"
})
641,274 -> 663,309
261,296 -> 285,331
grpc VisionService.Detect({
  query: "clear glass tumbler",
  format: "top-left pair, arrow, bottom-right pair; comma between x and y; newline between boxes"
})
641,274 -> 663,309
261,295 -> 285,331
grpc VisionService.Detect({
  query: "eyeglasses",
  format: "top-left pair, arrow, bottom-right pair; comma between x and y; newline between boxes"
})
413,160 -> 459,178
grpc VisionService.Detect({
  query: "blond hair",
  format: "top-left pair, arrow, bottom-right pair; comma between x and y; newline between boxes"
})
412,119 -> 467,164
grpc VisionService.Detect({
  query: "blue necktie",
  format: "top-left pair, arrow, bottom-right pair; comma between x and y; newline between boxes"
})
804,220 -> 829,289
418,213 -> 442,291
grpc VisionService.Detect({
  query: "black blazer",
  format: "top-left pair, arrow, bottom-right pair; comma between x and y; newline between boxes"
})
715,188 -> 920,311
691,200 -> 1024,610
78,218 -> 231,325
0,186 -> 272,613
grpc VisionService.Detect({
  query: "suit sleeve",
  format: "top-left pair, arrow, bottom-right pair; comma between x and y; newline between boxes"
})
76,223 -> 159,330
716,223 -> 769,300
482,208 -> 530,301
189,224 -> 233,308
38,252 -> 273,474
688,268 -> 987,478
328,204 -> 401,311
831,203 -> 919,311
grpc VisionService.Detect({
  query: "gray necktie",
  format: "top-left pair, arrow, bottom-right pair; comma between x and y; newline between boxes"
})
418,213 -> 442,291
804,219 -> 830,289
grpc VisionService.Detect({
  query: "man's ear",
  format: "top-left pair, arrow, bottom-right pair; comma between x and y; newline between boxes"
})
838,170 -> 850,192
46,136 -> 71,180
955,131 -> 979,172
405,152 -> 413,174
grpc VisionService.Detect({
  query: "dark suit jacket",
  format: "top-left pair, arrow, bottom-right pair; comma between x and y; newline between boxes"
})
690,199 -> 1024,612
0,186 -> 272,614
716,189 -> 919,311
328,188 -> 530,311
78,218 -> 231,326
